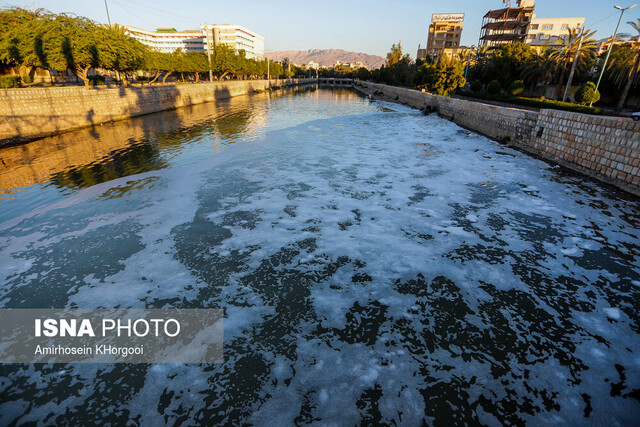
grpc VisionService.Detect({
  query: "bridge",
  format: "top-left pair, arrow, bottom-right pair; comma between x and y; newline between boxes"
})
318,78 -> 355,86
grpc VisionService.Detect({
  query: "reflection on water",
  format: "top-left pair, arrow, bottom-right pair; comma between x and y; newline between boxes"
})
0,85 -> 343,222
0,87 -> 639,425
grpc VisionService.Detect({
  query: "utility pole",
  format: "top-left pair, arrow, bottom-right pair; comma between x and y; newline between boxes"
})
563,27 -> 585,102
591,4 -> 637,106
203,24 -> 213,82
104,0 -> 111,27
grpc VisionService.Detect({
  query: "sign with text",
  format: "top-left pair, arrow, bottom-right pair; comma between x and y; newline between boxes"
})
432,13 -> 465,23
0,309 -> 223,363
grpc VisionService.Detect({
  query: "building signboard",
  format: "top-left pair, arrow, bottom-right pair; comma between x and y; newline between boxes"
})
432,13 -> 465,23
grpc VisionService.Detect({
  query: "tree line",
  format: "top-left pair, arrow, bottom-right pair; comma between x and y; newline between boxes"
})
0,8 -> 307,87
353,23 -> 639,110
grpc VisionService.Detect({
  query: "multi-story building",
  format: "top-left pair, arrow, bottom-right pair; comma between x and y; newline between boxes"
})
525,16 -> 585,46
124,27 -> 205,53
123,24 -> 265,59
426,13 -> 465,59
200,24 -> 264,59
479,0 -> 535,47
480,1 -> 585,49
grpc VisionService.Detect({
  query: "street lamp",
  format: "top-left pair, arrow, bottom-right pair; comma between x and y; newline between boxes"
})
591,3 -> 637,106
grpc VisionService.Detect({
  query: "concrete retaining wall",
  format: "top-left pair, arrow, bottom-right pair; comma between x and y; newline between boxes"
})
360,81 -> 640,196
0,78 -> 316,145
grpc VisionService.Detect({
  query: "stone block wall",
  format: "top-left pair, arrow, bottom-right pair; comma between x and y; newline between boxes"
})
359,81 -> 640,196
530,110 -> 640,190
0,78 -> 315,144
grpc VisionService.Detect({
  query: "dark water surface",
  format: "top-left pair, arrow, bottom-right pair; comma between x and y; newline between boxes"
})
1,86 -> 639,425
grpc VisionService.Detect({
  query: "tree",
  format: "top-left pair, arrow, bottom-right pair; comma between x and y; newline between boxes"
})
522,48 -> 558,94
385,42 -> 410,67
47,14 -> 106,87
487,80 -> 501,95
614,19 -> 640,111
413,57 -> 466,96
211,44 -> 239,80
470,43 -> 534,87
380,42 -> 413,86
575,81 -> 600,105
2,12 -> 107,87
0,7 -> 47,79
99,24 -> 146,86
550,27 -> 598,97
509,80 -> 525,96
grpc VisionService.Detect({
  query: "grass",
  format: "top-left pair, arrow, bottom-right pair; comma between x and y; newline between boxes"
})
456,90 -> 603,115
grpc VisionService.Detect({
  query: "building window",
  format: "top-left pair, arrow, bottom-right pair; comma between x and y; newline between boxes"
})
539,34 -> 550,40
530,24 -> 539,30
561,24 -> 569,30
542,24 -> 553,30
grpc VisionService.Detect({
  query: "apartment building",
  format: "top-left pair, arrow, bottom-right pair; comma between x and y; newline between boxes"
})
123,24 -> 265,59
426,13 -> 465,59
526,16 -> 585,46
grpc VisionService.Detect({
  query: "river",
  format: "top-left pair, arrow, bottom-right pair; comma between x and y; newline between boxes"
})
1,86 -> 639,425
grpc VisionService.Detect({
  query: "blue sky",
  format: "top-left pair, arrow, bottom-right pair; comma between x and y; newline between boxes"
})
1,0 -> 638,58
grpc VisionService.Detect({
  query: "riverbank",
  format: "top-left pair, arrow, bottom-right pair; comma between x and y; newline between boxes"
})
356,81 -> 640,197
0,78 -> 317,147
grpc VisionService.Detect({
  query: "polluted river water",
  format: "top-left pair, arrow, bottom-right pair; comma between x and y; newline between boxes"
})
0,86 -> 639,424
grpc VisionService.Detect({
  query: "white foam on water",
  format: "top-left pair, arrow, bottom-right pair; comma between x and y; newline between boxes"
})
0,92 -> 639,424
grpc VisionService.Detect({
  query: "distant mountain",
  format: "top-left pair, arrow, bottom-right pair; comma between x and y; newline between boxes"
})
265,49 -> 385,69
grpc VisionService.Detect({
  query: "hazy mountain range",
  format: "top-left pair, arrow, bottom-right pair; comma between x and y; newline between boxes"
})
265,49 -> 385,69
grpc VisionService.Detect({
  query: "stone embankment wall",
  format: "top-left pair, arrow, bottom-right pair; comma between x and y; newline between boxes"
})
0,78 -> 316,145
360,81 -> 640,196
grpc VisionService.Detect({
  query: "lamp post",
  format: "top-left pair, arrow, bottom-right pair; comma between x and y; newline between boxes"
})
464,45 -> 475,80
591,4 -> 637,106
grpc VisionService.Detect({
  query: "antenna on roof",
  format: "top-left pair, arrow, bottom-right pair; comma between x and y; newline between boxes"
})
503,0 -> 512,6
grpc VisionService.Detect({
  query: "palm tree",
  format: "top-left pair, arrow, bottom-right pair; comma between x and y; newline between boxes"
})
615,19 -> 640,111
522,48 -> 558,95
550,28 -> 598,97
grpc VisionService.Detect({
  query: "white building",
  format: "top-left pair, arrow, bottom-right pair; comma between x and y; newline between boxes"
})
123,25 -> 265,59
124,27 -> 205,53
525,15 -> 585,46
201,24 -> 265,59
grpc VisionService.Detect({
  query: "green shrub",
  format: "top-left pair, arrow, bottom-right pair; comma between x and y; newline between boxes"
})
456,90 -> 602,115
509,80 -> 525,96
22,74 -> 33,84
470,79 -> 482,92
88,75 -> 106,86
0,76 -> 20,88
487,80 -> 501,95
575,81 -> 600,105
